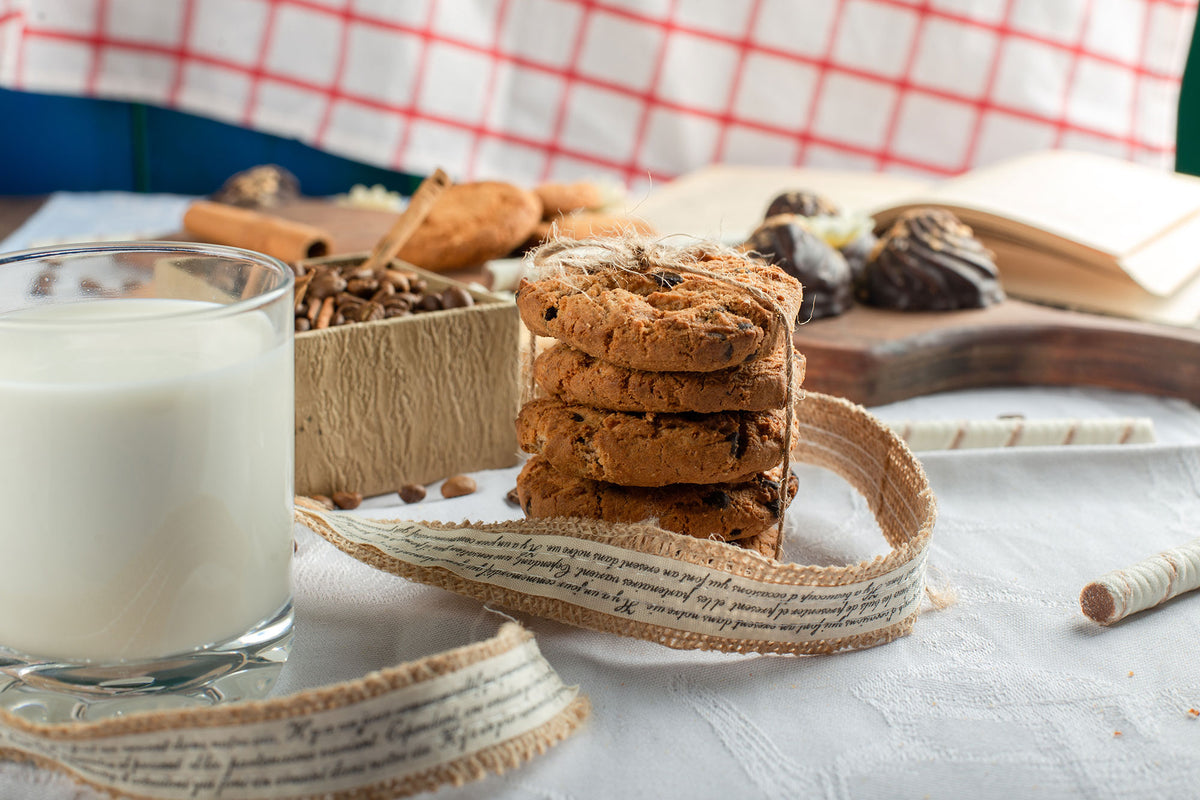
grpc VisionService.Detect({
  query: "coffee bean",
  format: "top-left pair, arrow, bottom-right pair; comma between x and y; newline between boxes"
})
346,276 -> 379,296
441,286 -> 473,309
416,294 -> 443,312
383,270 -> 411,292
332,490 -> 363,510
295,261 -> 477,330
398,483 -> 426,504
341,301 -> 379,322
370,284 -> 396,302
358,301 -> 385,322
505,487 -> 521,507
441,475 -> 477,498
309,270 -> 347,299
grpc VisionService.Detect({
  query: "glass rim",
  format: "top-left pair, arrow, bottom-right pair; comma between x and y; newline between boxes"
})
0,240 -> 294,328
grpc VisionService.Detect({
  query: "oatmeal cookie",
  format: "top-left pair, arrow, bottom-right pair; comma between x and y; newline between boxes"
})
515,455 -> 796,543
516,397 -> 793,487
534,212 -> 655,243
534,181 -> 606,218
534,341 -> 804,413
396,181 -> 542,272
516,248 -> 803,372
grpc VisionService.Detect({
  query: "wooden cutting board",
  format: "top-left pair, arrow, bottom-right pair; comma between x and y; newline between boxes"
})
792,299 -> 1200,406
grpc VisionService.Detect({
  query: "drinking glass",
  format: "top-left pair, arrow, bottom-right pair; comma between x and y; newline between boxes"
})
0,242 -> 295,722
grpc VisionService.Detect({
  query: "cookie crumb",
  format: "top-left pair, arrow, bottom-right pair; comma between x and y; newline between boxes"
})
1127,671 -> 1134,678
442,475 -> 477,498
1188,708 -> 1199,718
1113,731 -> 1123,737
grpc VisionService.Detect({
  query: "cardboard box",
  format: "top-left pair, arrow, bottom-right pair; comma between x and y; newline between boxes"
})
294,254 -> 520,497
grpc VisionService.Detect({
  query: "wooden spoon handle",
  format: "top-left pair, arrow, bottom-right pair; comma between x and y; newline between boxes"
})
359,168 -> 451,273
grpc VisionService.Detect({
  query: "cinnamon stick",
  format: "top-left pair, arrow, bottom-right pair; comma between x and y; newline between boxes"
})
183,201 -> 332,262
358,168 -> 451,275
315,296 -> 335,330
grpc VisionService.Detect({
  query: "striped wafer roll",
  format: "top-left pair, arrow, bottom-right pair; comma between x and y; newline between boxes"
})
1080,538 -> 1200,625
886,417 -> 1155,451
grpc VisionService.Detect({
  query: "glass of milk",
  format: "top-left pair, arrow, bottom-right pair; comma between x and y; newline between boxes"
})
0,242 -> 295,722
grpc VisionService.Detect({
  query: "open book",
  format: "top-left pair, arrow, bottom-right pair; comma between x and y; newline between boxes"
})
634,150 -> 1200,327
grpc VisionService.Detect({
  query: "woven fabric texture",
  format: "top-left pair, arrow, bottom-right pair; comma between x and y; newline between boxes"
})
0,0 -> 1194,188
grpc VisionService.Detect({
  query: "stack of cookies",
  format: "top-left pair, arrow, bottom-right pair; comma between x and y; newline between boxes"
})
513,241 -> 806,557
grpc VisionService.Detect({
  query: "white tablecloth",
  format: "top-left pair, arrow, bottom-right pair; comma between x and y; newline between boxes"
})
3,199 -> 1200,799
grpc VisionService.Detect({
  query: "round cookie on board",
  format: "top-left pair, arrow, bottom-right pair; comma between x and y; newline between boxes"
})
396,181 -> 542,272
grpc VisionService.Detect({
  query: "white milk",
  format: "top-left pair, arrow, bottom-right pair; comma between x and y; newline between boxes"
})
0,299 -> 293,662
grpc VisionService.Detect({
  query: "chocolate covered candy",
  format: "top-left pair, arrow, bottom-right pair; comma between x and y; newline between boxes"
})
745,215 -> 853,320
764,189 -> 841,219
762,190 -> 876,282
860,208 -> 1004,311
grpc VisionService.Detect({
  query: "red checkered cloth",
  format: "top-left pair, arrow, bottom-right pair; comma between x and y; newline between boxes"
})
0,0 -> 1194,190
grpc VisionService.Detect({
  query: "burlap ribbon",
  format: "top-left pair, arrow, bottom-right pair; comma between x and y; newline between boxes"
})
0,391 -> 935,799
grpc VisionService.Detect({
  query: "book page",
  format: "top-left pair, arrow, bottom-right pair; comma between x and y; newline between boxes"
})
989,239 -> 1200,326
872,150 -> 1200,296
